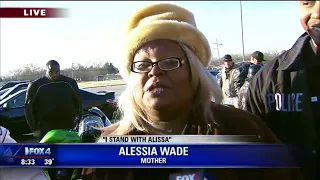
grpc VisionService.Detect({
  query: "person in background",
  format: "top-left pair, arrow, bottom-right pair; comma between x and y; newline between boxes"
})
25,60 -> 82,141
236,51 -> 264,91
245,1 -> 320,180
219,54 -> 244,108
0,126 -> 50,180
238,64 -> 263,110
250,51 -> 265,66
81,3 -> 302,180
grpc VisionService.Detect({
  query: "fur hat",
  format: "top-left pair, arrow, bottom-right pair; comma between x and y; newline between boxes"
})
120,3 -> 212,81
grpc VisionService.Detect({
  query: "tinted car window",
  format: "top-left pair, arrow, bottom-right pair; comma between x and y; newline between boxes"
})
7,93 -> 26,108
1,82 -> 18,90
0,89 -> 9,96
0,81 -> 27,91
0,84 -> 29,100
10,84 -> 28,96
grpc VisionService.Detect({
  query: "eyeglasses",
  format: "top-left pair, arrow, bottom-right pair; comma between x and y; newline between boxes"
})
131,57 -> 186,73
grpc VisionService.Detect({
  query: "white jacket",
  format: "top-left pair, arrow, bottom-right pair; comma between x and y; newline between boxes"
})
0,126 -> 50,180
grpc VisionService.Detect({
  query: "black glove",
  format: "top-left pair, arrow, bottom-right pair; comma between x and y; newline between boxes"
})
80,129 -> 101,143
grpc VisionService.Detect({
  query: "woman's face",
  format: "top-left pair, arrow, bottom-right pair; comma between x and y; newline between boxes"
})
131,40 -> 194,112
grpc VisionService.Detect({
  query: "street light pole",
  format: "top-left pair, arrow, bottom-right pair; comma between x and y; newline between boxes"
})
240,0 -> 245,62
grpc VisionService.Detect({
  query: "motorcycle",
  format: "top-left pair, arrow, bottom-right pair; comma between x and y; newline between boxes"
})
40,107 -> 112,180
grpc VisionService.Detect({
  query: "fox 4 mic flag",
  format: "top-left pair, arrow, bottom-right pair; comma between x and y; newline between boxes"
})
169,170 -> 213,180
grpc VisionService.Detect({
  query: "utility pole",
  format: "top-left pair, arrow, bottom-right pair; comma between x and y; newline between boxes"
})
71,63 -> 74,79
212,38 -> 223,66
240,0 -> 245,62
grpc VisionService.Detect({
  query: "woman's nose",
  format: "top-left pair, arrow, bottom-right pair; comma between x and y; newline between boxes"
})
148,63 -> 165,77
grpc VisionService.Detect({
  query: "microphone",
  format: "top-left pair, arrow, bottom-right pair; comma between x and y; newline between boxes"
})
169,169 -> 213,180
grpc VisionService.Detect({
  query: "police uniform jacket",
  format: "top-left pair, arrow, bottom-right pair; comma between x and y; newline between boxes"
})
245,32 -> 320,180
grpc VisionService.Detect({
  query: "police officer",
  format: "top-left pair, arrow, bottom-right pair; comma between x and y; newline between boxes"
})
219,54 -> 244,108
236,51 -> 264,91
25,60 -> 82,141
250,51 -> 265,66
245,2 -> 320,180
238,64 -> 262,110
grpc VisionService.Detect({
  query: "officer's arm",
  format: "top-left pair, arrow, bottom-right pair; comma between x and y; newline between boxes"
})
24,82 -> 37,132
245,70 -> 266,118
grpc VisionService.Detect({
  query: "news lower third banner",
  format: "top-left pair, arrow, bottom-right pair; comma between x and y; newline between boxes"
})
0,135 -> 298,168
0,8 -> 68,18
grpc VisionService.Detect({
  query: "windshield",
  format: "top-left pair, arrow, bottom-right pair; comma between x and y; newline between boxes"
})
0,83 -> 28,100
0,89 -> 26,106
0,87 -> 13,99
0,88 -> 9,95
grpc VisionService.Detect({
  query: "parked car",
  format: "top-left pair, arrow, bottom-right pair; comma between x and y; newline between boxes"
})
0,81 -> 28,91
236,61 -> 250,66
0,88 -> 10,97
0,83 -> 29,101
216,72 -> 222,85
0,88 -> 116,140
208,70 -> 219,77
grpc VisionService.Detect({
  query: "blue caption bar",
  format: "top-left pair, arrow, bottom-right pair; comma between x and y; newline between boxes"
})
0,144 -> 298,168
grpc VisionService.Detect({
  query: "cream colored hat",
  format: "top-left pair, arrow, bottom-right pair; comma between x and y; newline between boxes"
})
121,3 -> 212,81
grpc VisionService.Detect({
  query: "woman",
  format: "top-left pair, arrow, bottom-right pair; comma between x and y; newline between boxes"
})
82,3 -> 302,180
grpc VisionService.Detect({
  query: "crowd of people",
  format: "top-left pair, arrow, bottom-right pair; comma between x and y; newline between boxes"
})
1,1 -> 319,180
218,52 -> 264,109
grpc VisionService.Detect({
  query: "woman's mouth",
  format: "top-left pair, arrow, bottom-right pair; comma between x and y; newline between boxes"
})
148,87 -> 165,96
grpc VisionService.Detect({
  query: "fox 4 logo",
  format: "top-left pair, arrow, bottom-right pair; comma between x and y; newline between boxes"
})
25,147 -> 51,156
176,174 -> 197,180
